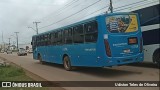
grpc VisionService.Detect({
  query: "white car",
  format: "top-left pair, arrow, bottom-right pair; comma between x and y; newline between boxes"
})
1,50 -> 4,53
6,50 -> 12,54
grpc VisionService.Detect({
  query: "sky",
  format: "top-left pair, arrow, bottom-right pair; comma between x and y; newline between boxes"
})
0,0 -> 159,45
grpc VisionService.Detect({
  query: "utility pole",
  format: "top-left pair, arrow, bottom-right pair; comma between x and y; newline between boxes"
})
109,0 -> 113,13
14,32 -> 19,50
8,38 -> 11,50
2,31 -> 5,51
33,22 -> 41,34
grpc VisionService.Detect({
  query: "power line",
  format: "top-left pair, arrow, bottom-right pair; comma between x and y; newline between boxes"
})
113,0 -> 156,11
43,1 -> 81,21
114,0 -> 158,12
37,0 -> 79,21
87,0 -> 155,15
57,0 -> 79,12
33,22 -> 41,34
73,0 -> 155,22
39,0 -> 102,29
85,5 -> 109,17
35,0 -> 158,31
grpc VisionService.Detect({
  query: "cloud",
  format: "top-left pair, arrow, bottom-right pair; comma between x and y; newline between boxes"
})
0,0 -> 159,45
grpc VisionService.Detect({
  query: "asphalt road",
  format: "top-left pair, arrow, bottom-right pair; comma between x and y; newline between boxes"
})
0,53 -> 159,90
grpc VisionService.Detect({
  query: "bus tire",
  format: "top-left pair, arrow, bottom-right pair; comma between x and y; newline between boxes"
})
38,54 -> 45,64
63,56 -> 73,71
153,49 -> 160,68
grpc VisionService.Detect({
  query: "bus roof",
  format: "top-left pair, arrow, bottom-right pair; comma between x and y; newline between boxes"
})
33,16 -> 97,37
32,12 -> 135,37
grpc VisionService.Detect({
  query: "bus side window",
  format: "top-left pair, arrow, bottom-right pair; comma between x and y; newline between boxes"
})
39,36 -> 42,46
44,34 -> 48,46
73,25 -> 84,43
63,29 -> 68,44
51,32 -> 56,45
32,37 -> 35,50
84,21 -> 98,42
42,35 -> 44,46
67,28 -> 73,44
42,35 -> 45,46
58,31 -> 63,45
48,33 -> 51,45
36,36 -> 39,46
63,28 -> 73,44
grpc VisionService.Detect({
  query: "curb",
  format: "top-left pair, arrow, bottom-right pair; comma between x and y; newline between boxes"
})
0,56 -> 66,90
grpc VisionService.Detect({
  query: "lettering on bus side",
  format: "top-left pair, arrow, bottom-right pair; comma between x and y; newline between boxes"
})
84,48 -> 96,52
113,43 -> 128,47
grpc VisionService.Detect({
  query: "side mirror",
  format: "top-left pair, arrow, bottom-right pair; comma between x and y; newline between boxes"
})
31,42 -> 33,45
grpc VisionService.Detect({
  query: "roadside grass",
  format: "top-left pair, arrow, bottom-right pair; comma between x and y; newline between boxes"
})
0,65 -> 48,90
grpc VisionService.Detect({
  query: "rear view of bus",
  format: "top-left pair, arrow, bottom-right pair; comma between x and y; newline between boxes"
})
101,13 -> 144,66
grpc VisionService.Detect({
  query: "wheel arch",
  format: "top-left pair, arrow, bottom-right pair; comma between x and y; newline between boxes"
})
37,53 -> 41,60
152,48 -> 160,63
62,54 -> 69,61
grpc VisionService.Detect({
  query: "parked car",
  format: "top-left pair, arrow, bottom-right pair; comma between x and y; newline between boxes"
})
6,50 -> 12,54
0,50 -> 4,53
28,48 -> 33,53
17,49 -> 27,56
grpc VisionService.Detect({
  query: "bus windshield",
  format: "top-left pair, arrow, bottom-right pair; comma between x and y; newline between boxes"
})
106,14 -> 138,33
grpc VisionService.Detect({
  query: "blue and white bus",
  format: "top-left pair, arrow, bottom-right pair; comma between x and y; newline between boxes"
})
32,12 -> 143,70
132,3 -> 159,66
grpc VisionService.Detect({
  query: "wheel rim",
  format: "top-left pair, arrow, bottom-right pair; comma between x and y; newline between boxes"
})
39,55 -> 42,63
64,57 -> 70,69
154,53 -> 160,63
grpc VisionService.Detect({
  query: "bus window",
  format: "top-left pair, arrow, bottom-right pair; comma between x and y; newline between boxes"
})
73,25 -> 84,43
54,32 -> 58,45
47,33 -> 51,45
44,34 -> 48,45
42,35 -> 45,46
63,29 -> 68,44
57,31 -> 62,45
63,28 -> 73,44
49,33 -> 51,45
51,32 -> 56,45
38,35 -> 41,46
84,21 -> 98,42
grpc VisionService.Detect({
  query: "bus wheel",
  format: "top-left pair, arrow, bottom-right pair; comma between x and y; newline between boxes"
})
153,49 -> 160,68
63,56 -> 73,71
38,54 -> 44,64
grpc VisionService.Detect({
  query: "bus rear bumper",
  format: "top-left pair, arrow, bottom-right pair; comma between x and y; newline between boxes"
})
104,53 -> 144,67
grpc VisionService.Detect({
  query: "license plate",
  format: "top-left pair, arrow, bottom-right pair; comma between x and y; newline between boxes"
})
128,37 -> 137,45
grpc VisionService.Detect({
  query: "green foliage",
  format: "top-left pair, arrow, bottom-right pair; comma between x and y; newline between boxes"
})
0,66 -> 49,90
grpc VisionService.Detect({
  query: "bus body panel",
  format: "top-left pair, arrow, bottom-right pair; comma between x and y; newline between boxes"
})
132,4 -> 160,65
32,12 -> 144,67
107,33 -> 141,57
97,14 -> 143,66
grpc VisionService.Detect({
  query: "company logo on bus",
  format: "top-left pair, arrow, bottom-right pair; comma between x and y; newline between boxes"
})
113,43 -> 128,47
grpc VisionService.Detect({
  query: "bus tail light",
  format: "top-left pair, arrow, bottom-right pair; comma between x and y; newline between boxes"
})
104,39 -> 111,57
140,37 -> 143,53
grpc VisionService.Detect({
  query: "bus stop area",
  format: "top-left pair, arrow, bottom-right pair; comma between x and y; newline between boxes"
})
0,53 -> 159,90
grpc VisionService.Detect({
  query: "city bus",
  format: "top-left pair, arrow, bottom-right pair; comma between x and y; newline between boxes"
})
132,4 -> 160,67
32,12 -> 144,70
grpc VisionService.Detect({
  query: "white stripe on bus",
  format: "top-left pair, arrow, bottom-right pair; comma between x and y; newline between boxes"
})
141,24 -> 160,32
